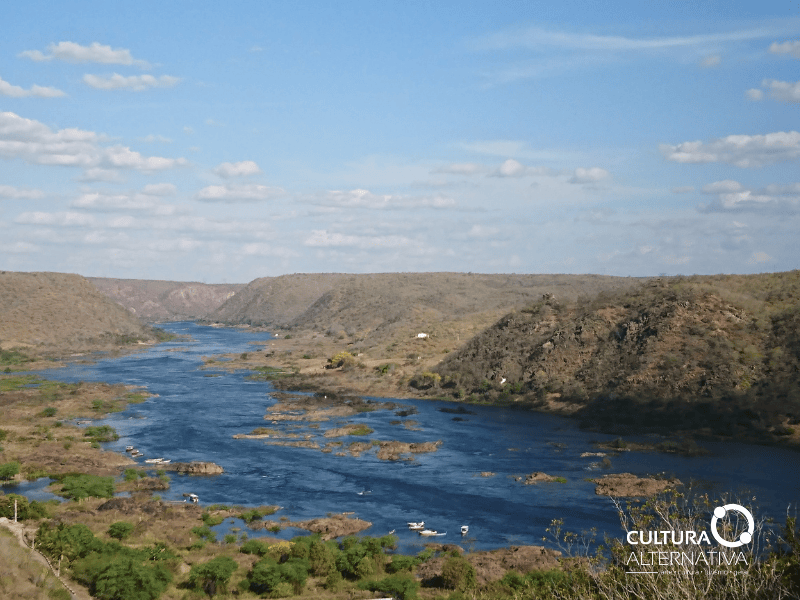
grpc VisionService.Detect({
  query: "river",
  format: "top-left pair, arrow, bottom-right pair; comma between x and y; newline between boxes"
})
18,322 -> 800,554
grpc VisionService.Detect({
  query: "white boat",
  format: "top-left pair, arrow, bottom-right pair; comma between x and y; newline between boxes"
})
419,529 -> 446,537
125,446 -> 134,451
461,525 -> 469,535
407,521 -> 425,530
144,458 -> 165,464
159,459 -> 171,464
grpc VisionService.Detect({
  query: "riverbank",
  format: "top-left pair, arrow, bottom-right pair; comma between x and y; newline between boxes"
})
202,330 -> 800,453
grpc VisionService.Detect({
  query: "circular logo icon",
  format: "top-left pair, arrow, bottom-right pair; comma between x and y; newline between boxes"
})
710,504 -> 754,548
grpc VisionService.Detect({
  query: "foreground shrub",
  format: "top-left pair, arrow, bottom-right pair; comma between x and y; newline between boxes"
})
107,521 -> 134,540
441,555 -> 476,591
188,556 -> 238,597
0,461 -> 20,480
359,572 -> 419,600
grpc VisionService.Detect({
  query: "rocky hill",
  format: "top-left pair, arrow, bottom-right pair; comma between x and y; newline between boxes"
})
202,273 -> 350,327
206,272 -> 642,337
428,272 -> 800,444
88,277 -> 243,322
0,271 -> 162,355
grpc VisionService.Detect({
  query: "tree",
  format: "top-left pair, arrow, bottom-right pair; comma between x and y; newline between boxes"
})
58,474 -> 114,500
107,521 -> 134,540
0,461 -> 19,480
441,555 -> 476,591
188,556 -> 238,597
91,557 -> 171,600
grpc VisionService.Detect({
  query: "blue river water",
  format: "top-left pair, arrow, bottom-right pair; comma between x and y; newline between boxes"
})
14,322 -> 800,554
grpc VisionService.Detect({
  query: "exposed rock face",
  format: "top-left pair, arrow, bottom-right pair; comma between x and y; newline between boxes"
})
166,462 -> 224,475
593,472 -> 681,497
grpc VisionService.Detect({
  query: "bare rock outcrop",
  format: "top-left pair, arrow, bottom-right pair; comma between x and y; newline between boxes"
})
593,472 -> 681,497
165,461 -> 224,475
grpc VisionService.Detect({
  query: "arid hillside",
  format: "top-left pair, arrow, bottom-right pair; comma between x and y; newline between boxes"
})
0,271 -> 162,355
206,272 -> 643,342
428,272 -> 800,443
88,277 -> 243,322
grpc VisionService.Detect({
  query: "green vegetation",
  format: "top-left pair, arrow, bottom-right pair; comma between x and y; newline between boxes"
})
0,493 -> 51,520
0,460 -> 20,480
188,556 -> 238,596
347,425 -> 374,436
327,350 -> 356,369
83,425 -> 119,443
54,473 -> 114,500
107,521 -> 134,540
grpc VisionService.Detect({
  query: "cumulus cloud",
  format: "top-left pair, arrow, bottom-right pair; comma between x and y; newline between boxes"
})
700,179 -> 800,211
19,41 -> 150,67
308,188 -> 455,210
83,74 -> 180,91
769,39 -> 800,59
304,229 -> 412,249
0,76 -> 65,98
761,79 -> 800,103
569,167 -> 610,184
0,110 -> 187,172
490,158 -> 556,178
197,183 -> 284,203
142,183 -> 176,196
749,251 -> 773,264
214,160 -> 262,178
660,131 -> 800,168
16,211 -> 96,227
746,88 -> 764,101
0,185 -> 44,199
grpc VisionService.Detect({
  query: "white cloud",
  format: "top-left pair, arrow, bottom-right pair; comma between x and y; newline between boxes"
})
660,131 -> 800,168
83,74 -> 180,91
304,229 -> 412,249
434,162 -> 485,175
467,224 -> 500,238
308,188 -> 455,210
214,160 -> 262,178
671,186 -> 695,194
769,39 -> 800,59
700,179 -> 800,211
241,243 -> 299,258
139,134 -> 172,143
197,183 -> 284,203
0,76 -> 65,98
71,191 -> 164,212
491,158 -> 556,178
16,211 -> 96,227
79,168 -> 125,183
761,79 -> 800,103
479,25 -> 786,53
0,185 -> 44,199
142,183 -> 176,196
19,41 -> 150,67
462,140 -> 528,157
700,55 -> 721,68
749,251 -> 773,264
0,110 -> 187,172
569,167 -> 610,184
497,158 -> 526,177
701,180 -> 742,194
746,88 -> 764,101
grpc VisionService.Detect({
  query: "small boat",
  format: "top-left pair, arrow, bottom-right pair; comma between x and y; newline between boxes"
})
407,521 -> 425,530
461,525 -> 469,536
188,493 -> 199,503
419,529 -> 446,537
131,451 -> 143,457
357,490 -> 372,496
125,446 -> 134,451
158,459 -> 171,464
144,458 -> 164,464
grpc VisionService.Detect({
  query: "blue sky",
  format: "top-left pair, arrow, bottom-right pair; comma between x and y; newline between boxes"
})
1,1 -> 799,283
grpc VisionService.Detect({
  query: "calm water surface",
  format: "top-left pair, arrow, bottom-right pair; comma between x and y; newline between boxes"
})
28,322 -> 800,553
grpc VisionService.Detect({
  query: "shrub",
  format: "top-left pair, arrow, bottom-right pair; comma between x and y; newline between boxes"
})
359,573 -> 419,600
0,494 -> 50,520
0,461 -> 20,480
188,556 -> 238,597
82,425 -> 119,443
107,521 -> 134,540
240,539 -> 269,556
327,351 -> 356,369
57,474 -> 114,500
441,555 -> 476,591
40,406 -> 57,417
190,525 -> 216,542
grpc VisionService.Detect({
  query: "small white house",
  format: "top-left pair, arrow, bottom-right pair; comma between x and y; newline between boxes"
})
416,333 -> 428,339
